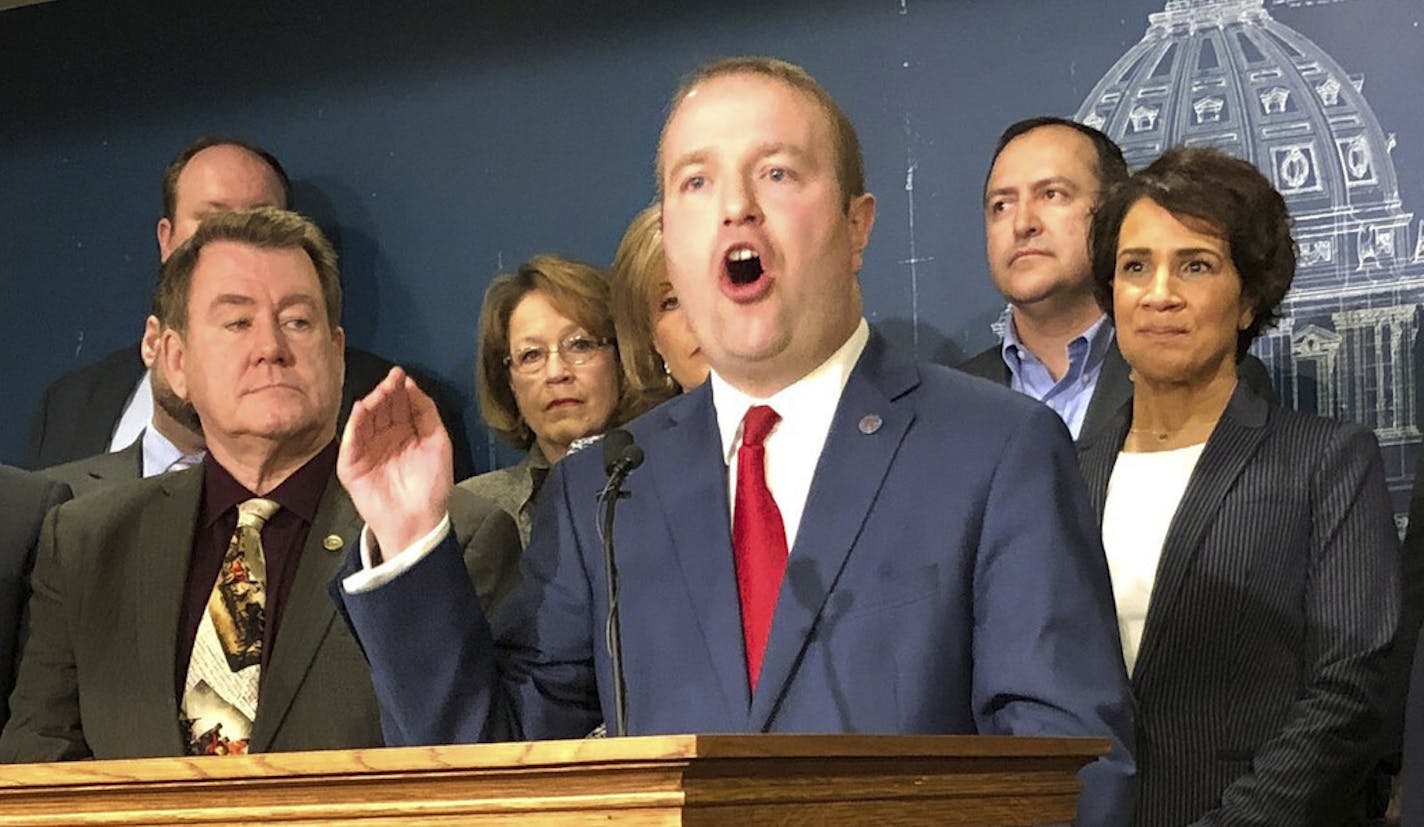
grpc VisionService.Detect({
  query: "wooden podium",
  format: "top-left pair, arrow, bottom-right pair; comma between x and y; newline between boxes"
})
0,734 -> 1107,825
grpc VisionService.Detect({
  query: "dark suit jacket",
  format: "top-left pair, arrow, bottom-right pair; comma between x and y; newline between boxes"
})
1405,633 -> 1424,825
27,344 -> 476,480
41,438 -> 143,498
0,466 -> 519,761
1394,449 -> 1424,825
0,466 -> 71,733
340,328 -> 1137,827
1079,384 -> 1400,825
958,330 -> 1276,443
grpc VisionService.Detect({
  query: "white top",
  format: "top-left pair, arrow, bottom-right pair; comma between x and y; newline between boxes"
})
110,370 -> 152,452
345,319 -> 872,594
709,319 -> 870,553
140,426 -> 205,478
1101,442 -> 1206,675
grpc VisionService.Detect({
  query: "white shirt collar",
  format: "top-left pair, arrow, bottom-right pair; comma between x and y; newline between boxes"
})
711,318 -> 871,464
140,425 -> 205,478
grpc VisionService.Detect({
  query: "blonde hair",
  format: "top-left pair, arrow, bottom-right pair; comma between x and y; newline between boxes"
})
609,204 -> 680,417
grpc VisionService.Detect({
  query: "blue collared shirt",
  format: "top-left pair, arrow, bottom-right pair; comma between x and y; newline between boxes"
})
1000,315 -> 1114,440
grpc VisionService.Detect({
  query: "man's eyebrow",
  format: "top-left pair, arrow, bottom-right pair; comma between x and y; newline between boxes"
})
209,294 -> 255,311
1033,176 -> 1081,191
276,294 -> 318,313
983,176 -> 1082,207
664,149 -> 711,180
983,186 -> 1016,207
754,141 -> 810,162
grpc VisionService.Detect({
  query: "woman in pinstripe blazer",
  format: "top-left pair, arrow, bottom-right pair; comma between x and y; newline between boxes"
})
1079,146 -> 1401,825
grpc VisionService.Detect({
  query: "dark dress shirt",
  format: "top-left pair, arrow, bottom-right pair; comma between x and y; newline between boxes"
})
174,441 -> 337,701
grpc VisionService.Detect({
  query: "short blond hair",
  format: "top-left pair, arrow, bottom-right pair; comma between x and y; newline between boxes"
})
475,254 -> 624,449
656,56 -> 867,208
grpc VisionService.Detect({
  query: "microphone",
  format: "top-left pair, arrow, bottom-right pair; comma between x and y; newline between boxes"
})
602,429 -> 645,480
597,429 -> 642,737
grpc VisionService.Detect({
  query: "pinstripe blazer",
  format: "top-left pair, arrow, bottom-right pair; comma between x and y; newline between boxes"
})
1078,383 -> 1401,825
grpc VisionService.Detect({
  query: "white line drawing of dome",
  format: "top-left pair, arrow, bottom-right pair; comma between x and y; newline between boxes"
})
1075,0 -> 1424,529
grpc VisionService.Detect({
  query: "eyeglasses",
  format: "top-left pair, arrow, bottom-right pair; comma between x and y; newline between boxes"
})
504,334 -> 614,374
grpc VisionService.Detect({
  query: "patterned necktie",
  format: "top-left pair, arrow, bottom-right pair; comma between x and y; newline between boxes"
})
732,405 -> 787,692
181,497 -> 280,755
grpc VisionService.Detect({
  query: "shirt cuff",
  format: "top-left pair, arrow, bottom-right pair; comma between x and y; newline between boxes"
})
341,514 -> 452,595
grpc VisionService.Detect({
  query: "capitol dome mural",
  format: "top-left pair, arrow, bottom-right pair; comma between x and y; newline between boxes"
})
1075,0 -> 1424,524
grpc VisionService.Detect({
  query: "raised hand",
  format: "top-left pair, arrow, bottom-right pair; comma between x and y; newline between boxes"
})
338,367 -> 454,557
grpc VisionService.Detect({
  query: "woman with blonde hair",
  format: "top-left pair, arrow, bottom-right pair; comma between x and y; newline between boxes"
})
609,204 -> 708,419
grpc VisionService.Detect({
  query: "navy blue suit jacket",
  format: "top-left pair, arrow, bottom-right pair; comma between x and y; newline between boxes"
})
340,330 -> 1136,825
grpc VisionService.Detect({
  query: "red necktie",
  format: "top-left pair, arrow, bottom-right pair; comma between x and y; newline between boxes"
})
732,405 -> 787,692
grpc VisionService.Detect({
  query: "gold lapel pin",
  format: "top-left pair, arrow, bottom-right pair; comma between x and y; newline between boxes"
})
323,534 -> 345,552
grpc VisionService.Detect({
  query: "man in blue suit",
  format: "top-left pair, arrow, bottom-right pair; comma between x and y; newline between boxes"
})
336,57 -> 1135,825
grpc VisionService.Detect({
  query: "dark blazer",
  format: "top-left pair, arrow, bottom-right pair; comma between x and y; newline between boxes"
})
41,438 -> 143,498
1079,383 -> 1400,825
0,467 -> 519,761
340,328 -> 1137,827
958,330 -> 1276,443
1405,633 -> 1424,825
27,344 -> 476,480
0,466 -> 71,733
1393,449 -> 1424,825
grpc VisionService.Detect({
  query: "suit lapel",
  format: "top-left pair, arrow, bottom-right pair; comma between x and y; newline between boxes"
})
96,440 -> 144,481
248,475 -> 359,751
1132,386 -> 1271,684
646,386 -> 750,718
748,333 -> 919,731
1079,338 -> 1132,446
134,468 -> 202,755
81,347 -> 147,456
1077,396 -> 1132,520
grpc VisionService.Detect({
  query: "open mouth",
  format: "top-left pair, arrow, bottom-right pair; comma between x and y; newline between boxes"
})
725,245 -> 764,286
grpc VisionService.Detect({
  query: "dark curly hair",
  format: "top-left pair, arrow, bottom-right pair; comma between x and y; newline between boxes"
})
1090,145 -> 1295,360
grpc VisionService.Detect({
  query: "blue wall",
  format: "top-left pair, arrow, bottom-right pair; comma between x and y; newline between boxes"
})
4,0 -> 1422,474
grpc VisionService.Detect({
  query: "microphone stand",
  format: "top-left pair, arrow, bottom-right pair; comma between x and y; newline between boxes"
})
598,435 -> 642,737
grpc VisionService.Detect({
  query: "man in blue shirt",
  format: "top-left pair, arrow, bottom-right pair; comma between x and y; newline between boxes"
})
961,117 -> 1272,439
960,117 -> 1132,442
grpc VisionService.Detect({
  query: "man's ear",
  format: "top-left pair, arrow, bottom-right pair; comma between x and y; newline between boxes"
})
333,325 -> 347,374
140,315 -> 162,368
156,217 -> 175,262
160,326 -> 189,401
847,193 -> 877,274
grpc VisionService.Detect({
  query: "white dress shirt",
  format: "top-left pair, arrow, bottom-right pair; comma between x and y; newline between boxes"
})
139,425 -> 205,478
1101,442 -> 1206,675
710,319 -> 869,553
110,370 -> 153,453
346,319 -> 872,593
